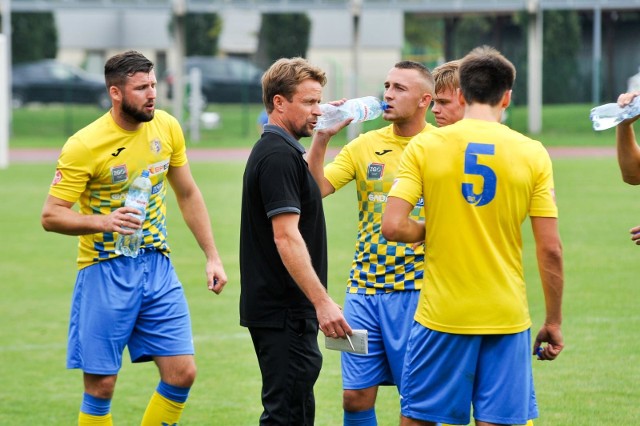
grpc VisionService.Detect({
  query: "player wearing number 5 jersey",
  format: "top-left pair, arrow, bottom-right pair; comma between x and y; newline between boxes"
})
383,46 -> 565,426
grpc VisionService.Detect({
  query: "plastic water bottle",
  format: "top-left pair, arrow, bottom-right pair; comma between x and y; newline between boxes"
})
315,96 -> 388,130
590,96 -> 640,131
115,169 -> 152,258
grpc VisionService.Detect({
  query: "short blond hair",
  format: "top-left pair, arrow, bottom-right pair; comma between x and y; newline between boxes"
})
261,57 -> 327,113
433,60 -> 461,95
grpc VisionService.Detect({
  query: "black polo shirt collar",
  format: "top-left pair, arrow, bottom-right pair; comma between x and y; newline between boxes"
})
263,124 -> 306,155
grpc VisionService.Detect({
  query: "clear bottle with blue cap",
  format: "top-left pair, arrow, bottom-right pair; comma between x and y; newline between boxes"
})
115,169 -> 152,258
315,96 -> 388,130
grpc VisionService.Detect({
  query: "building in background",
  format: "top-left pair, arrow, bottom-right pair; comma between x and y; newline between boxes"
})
14,2 -> 640,108
52,7 -> 403,106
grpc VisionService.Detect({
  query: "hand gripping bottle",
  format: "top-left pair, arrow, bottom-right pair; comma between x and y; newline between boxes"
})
590,96 -> 640,131
315,96 -> 388,130
115,169 -> 152,258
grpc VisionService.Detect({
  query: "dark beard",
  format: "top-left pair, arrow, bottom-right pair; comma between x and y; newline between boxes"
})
292,124 -> 312,140
121,98 -> 154,123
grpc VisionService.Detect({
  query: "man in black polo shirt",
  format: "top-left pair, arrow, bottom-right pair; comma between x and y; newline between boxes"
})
240,57 -> 352,425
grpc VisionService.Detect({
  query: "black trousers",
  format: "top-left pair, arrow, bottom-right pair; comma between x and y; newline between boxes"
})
249,317 -> 323,426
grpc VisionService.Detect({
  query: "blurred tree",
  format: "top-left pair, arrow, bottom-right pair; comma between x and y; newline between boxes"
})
404,13 -> 444,68
170,12 -> 221,56
4,12 -> 58,64
453,15 -> 493,58
447,13 -> 528,105
185,13 -> 221,56
543,10 -> 581,103
444,11 -> 580,104
255,13 -> 310,68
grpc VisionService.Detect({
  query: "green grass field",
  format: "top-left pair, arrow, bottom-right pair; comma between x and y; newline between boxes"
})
2,103 -> 639,424
1,155 -> 639,425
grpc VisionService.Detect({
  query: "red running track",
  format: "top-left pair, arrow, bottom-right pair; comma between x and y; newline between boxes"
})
6,146 -> 617,164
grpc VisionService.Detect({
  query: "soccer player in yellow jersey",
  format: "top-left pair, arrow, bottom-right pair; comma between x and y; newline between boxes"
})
307,61 -> 435,426
41,51 -> 228,426
383,46 -> 565,426
432,60 -> 535,426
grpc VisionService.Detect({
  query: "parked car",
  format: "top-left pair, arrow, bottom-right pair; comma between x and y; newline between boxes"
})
12,60 -> 110,109
167,56 -> 264,104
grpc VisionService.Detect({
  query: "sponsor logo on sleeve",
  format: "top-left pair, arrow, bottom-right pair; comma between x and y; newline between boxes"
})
51,169 -> 62,186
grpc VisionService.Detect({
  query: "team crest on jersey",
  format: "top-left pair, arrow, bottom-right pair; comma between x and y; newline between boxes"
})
111,164 -> 128,184
367,163 -> 385,180
150,139 -> 162,154
51,169 -> 62,186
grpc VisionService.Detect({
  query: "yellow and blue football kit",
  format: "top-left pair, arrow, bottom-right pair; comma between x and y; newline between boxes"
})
49,110 -> 195,426
49,109 -> 187,269
324,123 -> 435,398
390,118 -> 557,424
325,123 -> 435,294
49,109 -> 193,366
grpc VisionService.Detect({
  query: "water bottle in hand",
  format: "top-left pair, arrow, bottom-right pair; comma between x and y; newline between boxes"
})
590,96 -> 640,131
315,96 -> 388,130
115,169 -> 152,258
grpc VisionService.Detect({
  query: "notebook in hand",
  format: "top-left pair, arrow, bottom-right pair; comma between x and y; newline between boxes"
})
325,329 -> 368,354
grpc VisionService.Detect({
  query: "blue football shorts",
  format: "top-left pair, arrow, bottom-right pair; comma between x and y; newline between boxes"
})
400,324 -> 538,425
341,290 -> 420,390
67,250 -> 194,375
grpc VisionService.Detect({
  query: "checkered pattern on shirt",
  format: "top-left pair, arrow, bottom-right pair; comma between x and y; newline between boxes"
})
324,124 -> 434,294
48,110 -> 187,269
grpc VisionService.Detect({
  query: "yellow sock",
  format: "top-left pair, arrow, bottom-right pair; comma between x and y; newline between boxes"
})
141,391 -> 186,426
78,412 -> 113,425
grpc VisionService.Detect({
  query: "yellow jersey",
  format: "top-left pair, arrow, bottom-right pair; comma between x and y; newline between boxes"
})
389,118 -> 557,333
325,123 -> 435,294
49,110 -> 188,269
